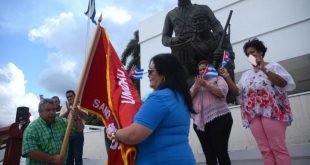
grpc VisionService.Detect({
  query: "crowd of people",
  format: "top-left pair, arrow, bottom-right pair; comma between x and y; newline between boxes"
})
22,90 -> 87,165
21,38 -> 296,165
20,1 -> 296,164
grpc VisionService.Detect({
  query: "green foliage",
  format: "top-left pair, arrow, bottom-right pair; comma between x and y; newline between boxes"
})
0,138 -> 6,147
85,113 -> 104,126
121,30 -> 141,94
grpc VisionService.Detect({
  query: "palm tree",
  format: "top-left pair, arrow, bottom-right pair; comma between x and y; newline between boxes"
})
121,30 -> 141,94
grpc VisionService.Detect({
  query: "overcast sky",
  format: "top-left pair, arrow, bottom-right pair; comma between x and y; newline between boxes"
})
0,0 -> 177,126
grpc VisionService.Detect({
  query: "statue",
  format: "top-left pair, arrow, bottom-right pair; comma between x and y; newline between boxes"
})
162,0 -> 236,104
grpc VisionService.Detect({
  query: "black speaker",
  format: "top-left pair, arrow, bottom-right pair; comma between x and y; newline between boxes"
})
15,106 -> 29,123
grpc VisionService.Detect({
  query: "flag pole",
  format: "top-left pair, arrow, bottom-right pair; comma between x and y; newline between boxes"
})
84,0 -> 91,58
60,14 -> 103,158
85,16 -> 90,58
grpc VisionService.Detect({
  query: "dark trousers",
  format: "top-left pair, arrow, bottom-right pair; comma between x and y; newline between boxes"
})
104,130 -> 111,153
66,132 -> 84,165
194,113 -> 233,165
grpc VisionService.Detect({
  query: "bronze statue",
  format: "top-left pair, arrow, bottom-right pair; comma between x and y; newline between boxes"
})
162,0 -> 236,104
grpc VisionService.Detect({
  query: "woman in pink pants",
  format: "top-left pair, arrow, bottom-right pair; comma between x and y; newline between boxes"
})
220,38 -> 296,165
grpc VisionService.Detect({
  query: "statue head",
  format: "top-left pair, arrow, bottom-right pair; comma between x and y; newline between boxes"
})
178,0 -> 192,7
191,10 -> 211,33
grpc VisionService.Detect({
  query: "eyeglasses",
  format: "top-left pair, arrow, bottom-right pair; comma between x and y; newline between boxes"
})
198,67 -> 207,72
148,69 -> 156,75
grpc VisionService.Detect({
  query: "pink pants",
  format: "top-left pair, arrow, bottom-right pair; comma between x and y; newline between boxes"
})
249,117 -> 291,165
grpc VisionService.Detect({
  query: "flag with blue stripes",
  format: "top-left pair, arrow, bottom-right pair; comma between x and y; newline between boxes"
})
222,50 -> 234,66
202,65 -> 218,79
129,66 -> 144,80
84,0 -> 97,25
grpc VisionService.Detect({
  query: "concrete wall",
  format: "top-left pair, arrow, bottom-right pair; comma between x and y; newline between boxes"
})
83,126 -> 107,160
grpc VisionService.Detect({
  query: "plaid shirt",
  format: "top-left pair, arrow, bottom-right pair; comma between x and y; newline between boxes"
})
22,116 -> 68,165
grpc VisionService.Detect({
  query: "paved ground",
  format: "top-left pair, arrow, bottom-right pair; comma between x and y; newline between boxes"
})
2,143 -> 310,165
18,158 -> 106,165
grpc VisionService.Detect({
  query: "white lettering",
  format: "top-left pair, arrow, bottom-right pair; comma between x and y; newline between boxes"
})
92,99 -> 111,119
116,69 -> 135,104
92,99 -> 100,108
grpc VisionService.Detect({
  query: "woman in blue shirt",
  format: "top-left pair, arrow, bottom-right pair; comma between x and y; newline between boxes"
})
109,53 -> 196,164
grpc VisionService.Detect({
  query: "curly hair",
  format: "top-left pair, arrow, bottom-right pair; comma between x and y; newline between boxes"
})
243,38 -> 267,58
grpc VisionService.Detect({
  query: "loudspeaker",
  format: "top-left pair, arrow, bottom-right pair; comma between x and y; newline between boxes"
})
15,106 -> 29,123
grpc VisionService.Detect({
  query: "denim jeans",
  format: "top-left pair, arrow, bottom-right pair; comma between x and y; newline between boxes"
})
104,130 -> 111,153
66,131 -> 84,165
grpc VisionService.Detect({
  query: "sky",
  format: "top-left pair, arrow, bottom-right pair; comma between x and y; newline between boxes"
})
0,0 -> 176,126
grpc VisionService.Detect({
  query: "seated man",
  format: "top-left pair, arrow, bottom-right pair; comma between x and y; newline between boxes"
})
22,98 -> 75,164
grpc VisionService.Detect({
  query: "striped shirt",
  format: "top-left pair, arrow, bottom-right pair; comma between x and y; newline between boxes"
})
22,116 -> 68,165
191,76 -> 231,131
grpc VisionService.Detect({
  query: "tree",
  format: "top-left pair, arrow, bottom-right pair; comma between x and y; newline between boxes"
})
85,113 -> 104,126
121,30 -> 141,94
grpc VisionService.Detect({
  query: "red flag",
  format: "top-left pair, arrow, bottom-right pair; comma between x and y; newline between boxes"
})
78,25 -> 141,165
128,65 -> 135,77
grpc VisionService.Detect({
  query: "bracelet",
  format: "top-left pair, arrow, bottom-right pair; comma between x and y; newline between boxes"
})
112,131 -> 118,141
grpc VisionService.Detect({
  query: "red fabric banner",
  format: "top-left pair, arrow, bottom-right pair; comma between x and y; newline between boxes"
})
79,26 -> 141,165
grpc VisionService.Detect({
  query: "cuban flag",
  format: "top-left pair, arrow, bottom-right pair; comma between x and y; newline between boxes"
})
84,0 -> 97,25
222,50 -> 234,66
129,66 -> 144,80
202,65 -> 218,79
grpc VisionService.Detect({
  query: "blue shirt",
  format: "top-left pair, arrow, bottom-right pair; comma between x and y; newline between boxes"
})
134,88 -> 195,165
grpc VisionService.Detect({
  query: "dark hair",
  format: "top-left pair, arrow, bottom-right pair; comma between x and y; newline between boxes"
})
150,53 -> 195,114
243,38 -> 267,58
66,90 -> 75,96
197,60 -> 209,67
52,96 -> 60,100
38,98 -> 54,113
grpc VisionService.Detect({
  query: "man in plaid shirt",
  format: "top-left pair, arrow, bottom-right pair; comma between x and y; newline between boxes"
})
22,98 -> 75,164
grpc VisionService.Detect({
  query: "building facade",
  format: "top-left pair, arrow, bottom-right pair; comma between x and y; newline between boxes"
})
139,0 -> 310,96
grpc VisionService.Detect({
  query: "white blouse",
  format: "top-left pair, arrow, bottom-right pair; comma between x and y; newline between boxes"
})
237,62 -> 296,127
